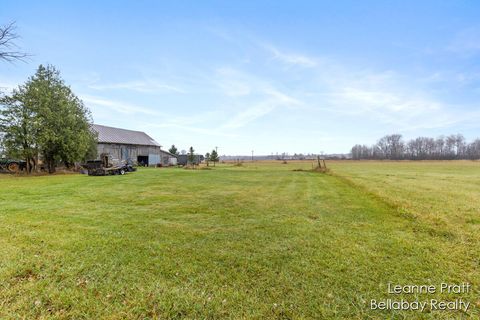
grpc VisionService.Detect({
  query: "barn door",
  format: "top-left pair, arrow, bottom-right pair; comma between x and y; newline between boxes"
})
148,154 -> 160,166
121,147 -> 128,160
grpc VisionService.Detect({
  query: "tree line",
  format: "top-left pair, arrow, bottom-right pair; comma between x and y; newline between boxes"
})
351,134 -> 480,160
168,145 -> 220,166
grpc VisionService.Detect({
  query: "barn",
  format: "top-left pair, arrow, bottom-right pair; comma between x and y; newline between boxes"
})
91,124 -> 177,166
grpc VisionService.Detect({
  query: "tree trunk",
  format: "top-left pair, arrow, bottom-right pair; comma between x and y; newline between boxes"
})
31,157 -> 37,173
49,162 -> 55,173
25,156 -> 31,174
46,157 -> 56,174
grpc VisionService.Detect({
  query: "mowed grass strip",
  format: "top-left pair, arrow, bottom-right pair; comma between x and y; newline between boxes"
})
0,163 -> 478,319
328,160 -> 480,285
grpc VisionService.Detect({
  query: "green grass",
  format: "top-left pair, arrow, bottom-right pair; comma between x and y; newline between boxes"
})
0,161 -> 478,319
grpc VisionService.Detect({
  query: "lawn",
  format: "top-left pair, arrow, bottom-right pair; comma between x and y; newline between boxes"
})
0,161 -> 478,319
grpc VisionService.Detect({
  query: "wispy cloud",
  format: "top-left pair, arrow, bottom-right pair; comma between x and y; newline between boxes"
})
88,80 -> 185,93
447,28 -> 480,57
215,68 -> 252,97
213,39 -> 465,133
213,65 -> 303,129
144,122 -> 239,138
222,88 -> 301,129
318,74 -> 458,129
264,44 -> 317,67
332,87 -> 440,113
82,94 -> 224,132
81,95 -> 164,116
221,101 -> 276,129
81,33 -> 479,152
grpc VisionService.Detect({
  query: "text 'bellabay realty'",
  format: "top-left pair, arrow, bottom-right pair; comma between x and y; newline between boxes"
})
370,283 -> 472,312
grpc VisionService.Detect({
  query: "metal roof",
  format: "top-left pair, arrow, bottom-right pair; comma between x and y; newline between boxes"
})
92,124 -> 161,147
160,149 -> 178,157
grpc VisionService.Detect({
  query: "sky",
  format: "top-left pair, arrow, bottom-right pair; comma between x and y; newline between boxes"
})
1,1 -> 480,155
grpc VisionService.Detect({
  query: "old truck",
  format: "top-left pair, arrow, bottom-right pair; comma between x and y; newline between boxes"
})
82,154 -> 136,176
0,158 -> 27,173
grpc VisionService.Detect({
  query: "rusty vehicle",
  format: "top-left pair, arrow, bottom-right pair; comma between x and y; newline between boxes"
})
0,158 -> 27,173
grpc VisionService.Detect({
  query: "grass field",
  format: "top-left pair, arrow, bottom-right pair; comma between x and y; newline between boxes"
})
0,161 -> 478,319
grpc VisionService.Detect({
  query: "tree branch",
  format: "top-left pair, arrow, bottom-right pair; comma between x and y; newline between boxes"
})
0,22 -> 29,63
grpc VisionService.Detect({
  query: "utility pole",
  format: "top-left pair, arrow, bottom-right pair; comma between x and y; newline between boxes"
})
251,150 -> 254,162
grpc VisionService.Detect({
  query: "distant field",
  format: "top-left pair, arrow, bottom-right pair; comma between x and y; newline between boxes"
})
0,161 -> 478,319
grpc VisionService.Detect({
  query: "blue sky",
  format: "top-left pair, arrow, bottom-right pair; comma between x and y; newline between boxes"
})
1,1 -> 480,155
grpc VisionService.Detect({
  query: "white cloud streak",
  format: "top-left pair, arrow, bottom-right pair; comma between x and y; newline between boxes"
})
447,28 -> 480,57
214,66 -> 302,129
88,80 -> 185,93
81,95 -> 164,116
265,44 -> 317,67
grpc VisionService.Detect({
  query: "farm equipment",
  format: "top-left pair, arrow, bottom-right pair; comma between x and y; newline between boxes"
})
0,158 -> 26,173
82,154 -> 136,176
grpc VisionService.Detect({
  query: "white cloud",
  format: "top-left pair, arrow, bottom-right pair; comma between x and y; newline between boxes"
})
81,94 -> 225,133
221,101 -> 276,129
265,44 -> 317,67
215,68 -> 252,96
88,80 -> 185,93
81,95 -> 164,116
212,66 -> 303,129
448,28 -> 480,57
145,122 -> 239,138
335,87 -> 440,113
222,88 -> 300,129
263,88 -> 301,106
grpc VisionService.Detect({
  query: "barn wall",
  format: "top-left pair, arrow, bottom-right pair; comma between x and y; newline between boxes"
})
97,143 -> 163,166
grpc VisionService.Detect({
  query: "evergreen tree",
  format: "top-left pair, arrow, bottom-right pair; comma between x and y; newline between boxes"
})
0,88 -> 38,172
0,65 -> 97,173
188,146 -> 195,166
210,149 -> 219,167
169,144 -> 178,155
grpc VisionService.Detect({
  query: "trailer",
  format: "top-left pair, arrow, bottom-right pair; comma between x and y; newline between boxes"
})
82,155 -> 136,176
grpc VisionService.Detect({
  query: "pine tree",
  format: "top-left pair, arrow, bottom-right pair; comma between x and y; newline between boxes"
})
0,64 -> 97,173
169,144 -> 178,155
210,149 -> 219,167
188,146 -> 195,166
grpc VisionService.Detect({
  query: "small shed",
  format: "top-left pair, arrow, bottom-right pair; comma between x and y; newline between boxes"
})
177,154 -> 204,166
160,149 -> 178,166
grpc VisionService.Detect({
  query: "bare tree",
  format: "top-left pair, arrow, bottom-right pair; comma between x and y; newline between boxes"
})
467,139 -> 480,160
434,136 -> 445,159
374,134 -> 404,160
350,134 -> 480,160
0,22 -> 28,62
